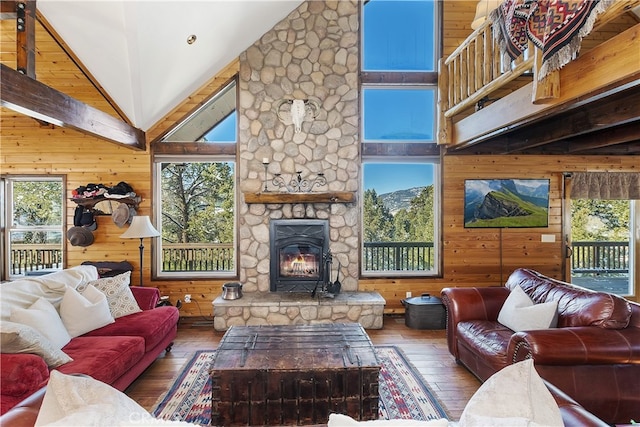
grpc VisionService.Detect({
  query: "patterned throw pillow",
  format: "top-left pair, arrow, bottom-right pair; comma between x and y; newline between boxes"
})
0,321 -> 73,367
86,271 -> 142,318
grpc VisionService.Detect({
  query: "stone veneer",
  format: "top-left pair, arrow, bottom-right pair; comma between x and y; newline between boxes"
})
213,292 -> 385,331
237,0 -> 361,294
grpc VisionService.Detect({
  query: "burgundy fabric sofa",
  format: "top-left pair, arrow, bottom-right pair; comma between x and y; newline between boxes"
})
0,277 -> 179,416
441,268 -> 640,425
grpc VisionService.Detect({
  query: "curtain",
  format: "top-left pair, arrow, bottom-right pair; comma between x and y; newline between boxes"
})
570,172 -> 640,200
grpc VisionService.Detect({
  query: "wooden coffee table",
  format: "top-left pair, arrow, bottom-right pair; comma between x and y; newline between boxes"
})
209,323 -> 380,426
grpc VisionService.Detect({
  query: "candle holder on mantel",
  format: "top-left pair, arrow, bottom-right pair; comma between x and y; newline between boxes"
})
272,171 -> 326,193
262,158 -> 270,192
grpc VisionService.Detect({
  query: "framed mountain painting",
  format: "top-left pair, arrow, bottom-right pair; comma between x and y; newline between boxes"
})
464,179 -> 550,228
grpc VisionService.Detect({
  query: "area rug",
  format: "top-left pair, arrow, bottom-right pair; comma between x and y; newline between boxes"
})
152,346 -> 449,425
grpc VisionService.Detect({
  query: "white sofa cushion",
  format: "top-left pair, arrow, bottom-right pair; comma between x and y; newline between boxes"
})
498,285 -> 558,332
60,285 -> 114,337
35,371 -> 196,426
10,297 -> 71,349
0,265 -> 99,321
458,359 -> 563,426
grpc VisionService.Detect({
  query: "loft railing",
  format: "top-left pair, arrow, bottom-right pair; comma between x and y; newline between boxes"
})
9,241 -> 629,275
437,1 -> 639,145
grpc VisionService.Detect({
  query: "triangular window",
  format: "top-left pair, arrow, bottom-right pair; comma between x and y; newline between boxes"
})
160,80 -> 236,143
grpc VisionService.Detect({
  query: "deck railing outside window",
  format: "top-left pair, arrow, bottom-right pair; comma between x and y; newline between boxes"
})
9,244 -> 63,275
363,242 -> 434,271
571,241 -> 629,274
9,241 -> 629,275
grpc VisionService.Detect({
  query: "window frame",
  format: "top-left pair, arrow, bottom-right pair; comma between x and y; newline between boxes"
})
2,175 -> 66,279
152,155 -> 238,280
360,157 -> 441,277
360,0 -> 443,278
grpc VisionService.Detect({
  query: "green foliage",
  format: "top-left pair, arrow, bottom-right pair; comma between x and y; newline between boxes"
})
161,162 -> 234,244
13,181 -> 63,226
363,189 -> 395,242
363,186 -> 434,243
11,180 -> 63,244
571,199 -> 629,241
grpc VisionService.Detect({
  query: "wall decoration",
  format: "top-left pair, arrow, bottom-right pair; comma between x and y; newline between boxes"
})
464,179 -> 550,228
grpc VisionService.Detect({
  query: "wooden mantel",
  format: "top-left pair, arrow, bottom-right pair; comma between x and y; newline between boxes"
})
244,191 -> 355,204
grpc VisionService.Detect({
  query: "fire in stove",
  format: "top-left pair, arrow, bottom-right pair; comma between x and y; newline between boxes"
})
282,251 -> 319,277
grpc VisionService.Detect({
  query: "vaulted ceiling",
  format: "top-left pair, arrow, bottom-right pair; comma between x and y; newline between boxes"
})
25,0 -> 301,132
1,0 -> 639,156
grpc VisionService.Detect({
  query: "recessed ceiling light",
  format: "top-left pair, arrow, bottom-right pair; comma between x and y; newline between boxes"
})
187,34 -> 197,45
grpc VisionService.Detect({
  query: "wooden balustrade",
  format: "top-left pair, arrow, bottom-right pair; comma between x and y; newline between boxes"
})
438,1 -> 640,145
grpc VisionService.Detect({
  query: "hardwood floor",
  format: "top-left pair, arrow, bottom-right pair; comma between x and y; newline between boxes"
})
125,315 -> 481,421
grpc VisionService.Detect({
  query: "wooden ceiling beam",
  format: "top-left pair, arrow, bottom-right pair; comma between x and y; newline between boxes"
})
497,88 -> 640,153
1,64 -> 146,150
0,0 -> 16,16
15,0 -> 35,77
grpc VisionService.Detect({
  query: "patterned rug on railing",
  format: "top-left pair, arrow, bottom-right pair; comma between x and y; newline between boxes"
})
151,346 -> 450,425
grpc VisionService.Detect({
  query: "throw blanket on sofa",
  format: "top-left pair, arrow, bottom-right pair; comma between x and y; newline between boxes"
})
491,0 -> 611,79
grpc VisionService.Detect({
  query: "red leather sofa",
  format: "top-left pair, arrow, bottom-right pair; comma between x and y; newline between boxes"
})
441,268 -> 640,425
0,285 -> 179,416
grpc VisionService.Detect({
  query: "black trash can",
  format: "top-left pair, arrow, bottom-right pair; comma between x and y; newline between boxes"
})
401,293 -> 446,329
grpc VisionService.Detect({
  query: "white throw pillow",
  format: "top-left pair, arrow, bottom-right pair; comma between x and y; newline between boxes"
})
498,286 -> 558,332
35,371 -> 198,427
10,297 -> 71,349
458,359 -> 563,427
86,271 -> 142,318
60,285 -> 114,337
0,321 -> 72,367
328,414 -> 449,426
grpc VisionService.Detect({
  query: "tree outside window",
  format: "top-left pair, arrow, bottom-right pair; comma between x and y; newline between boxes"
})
361,0 -> 440,276
3,177 -> 64,277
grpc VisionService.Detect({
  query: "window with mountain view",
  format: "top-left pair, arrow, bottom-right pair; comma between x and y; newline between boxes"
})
153,80 -> 237,278
361,0 -> 440,276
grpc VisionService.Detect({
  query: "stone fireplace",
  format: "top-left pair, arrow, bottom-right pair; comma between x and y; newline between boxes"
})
269,219 -> 329,292
211,0 -> 385,331
236,0 -> 361,295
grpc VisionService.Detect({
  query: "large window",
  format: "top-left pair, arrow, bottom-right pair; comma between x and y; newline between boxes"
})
361,0 -> 440,276
2,176 -> 64,278
154,80 -> 237,278
154,158 -> 235,278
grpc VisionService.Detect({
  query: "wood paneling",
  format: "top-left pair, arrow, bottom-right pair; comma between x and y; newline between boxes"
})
1,2 -> 637,316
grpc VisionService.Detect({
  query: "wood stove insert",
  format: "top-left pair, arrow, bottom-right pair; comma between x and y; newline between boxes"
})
269,219 -> 329,292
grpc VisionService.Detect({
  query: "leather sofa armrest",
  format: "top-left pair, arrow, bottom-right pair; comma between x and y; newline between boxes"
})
441,287 -> 510,358
545,381 -> 609,427
0,386 -> 45,427
130,286 -> 160,310
509,326 -> 640,364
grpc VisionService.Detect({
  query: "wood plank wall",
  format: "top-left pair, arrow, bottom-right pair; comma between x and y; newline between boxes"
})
1,3 -> 637,317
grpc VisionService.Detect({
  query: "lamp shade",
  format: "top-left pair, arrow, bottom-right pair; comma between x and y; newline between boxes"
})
471,0 -> 502,30
120,216 -> 160,239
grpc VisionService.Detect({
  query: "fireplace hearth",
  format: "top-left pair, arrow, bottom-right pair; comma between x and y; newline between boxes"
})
269,219 -> 329,292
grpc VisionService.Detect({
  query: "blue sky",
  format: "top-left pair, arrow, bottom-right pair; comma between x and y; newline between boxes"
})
205,0 -> 437,196
365,163 -> 434,195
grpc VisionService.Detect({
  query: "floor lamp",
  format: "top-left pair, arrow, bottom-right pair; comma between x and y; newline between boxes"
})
120,216 -> 160,287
